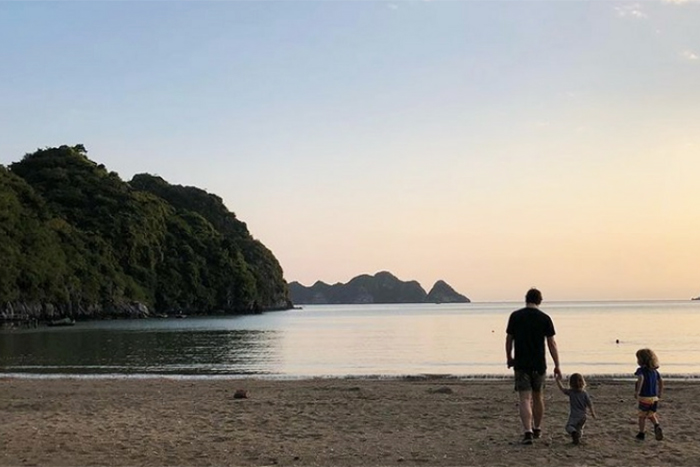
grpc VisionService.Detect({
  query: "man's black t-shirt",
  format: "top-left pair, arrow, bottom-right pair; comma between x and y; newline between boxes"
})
506,306 -> 556,373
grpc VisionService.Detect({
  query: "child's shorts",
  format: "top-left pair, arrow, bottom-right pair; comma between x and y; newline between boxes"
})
638,396 -> 659,416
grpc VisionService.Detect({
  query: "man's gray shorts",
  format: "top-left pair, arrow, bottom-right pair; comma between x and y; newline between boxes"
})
514,369 -> 546,392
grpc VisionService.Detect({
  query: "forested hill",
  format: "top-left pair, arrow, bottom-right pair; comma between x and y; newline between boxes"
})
0,145 -> 290,323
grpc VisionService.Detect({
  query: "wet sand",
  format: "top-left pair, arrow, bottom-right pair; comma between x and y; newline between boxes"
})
0,377 -> 696,466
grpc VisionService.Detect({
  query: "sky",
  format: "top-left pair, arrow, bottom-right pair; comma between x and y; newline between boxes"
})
1,0 -> 699,302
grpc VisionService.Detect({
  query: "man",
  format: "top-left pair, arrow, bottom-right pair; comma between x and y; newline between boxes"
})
505,288 -> 561,444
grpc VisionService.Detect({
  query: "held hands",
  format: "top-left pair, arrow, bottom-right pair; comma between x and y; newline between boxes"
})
553,366 -> 562,379
553,372 -> 564,391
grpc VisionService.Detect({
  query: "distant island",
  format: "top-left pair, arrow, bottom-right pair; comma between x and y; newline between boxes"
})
289,271 -> 470,305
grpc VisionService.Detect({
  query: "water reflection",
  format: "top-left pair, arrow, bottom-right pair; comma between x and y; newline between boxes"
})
0,324 -> 281,375
2,301 -> 700,377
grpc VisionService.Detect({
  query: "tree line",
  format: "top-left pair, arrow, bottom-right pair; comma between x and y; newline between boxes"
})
0,145 -> 290,322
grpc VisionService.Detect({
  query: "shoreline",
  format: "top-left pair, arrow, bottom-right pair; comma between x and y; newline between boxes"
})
3,371 -> 700,381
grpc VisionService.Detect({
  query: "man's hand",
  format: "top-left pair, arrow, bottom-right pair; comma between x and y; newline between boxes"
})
507,357 -> 515,368
553,366 -> 562,379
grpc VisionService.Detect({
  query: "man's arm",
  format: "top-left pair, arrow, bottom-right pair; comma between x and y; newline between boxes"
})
505,334 -> 514,368
546,335 -> 561,377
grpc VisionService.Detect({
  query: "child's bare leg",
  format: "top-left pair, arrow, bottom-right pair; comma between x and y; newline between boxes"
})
650,413 -> 663,440
638,415 -> 646,433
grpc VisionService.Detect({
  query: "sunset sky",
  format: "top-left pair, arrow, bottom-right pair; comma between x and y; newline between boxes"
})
1,1 -> 699,301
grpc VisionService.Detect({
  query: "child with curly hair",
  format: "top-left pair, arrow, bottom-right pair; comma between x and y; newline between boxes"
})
635,348 -> 664,441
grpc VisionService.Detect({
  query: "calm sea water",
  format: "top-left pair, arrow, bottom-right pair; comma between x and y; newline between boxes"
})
1,301 -> 699,379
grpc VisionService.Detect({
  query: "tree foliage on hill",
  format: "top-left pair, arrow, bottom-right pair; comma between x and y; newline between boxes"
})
1,145 -> 290,321
130,173 -> 287,312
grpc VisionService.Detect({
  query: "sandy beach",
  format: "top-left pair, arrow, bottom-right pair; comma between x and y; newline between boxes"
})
1,376 -> 697,466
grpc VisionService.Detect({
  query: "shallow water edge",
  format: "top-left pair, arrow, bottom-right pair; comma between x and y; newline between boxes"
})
2,372 -> 697,382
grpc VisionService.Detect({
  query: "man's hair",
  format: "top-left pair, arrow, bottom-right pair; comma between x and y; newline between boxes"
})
525,288 -> 542,305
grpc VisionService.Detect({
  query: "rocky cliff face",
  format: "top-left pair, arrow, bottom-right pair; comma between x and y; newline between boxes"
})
0,301 -> 150,324
426,280 -> 470,303
289,272 -> 470,305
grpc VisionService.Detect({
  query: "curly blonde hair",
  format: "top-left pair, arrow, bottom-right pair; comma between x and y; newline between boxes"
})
636,348 -> 659,369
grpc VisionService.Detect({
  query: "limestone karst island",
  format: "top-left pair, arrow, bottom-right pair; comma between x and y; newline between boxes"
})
289,271 -> 470,305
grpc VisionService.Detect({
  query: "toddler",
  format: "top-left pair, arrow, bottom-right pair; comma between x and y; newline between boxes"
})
555,373 -> 596,444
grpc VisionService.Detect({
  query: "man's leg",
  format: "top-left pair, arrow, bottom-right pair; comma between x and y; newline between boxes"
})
519,390 -> 533,433
532,390 -> 544,431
